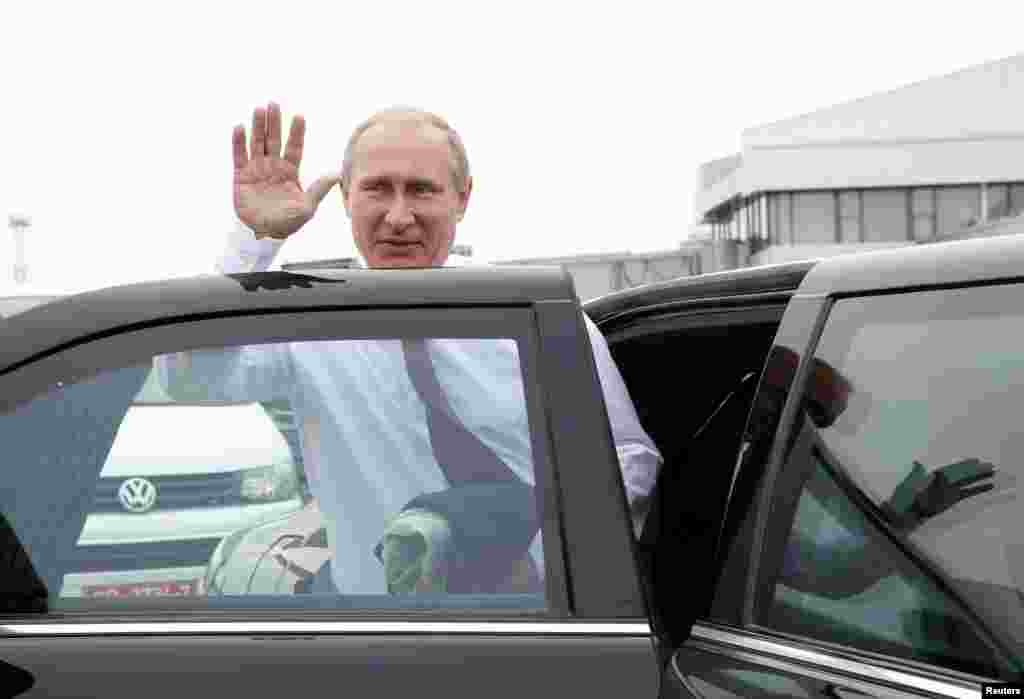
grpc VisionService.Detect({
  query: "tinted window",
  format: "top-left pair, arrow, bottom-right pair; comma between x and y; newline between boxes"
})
0,336 -> 548,612
757,284 -> 1024,678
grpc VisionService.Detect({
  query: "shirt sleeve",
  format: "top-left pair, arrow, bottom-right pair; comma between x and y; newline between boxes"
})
217,217 -> 287,274
154,219 -> 292,403
582,313 -> 663,532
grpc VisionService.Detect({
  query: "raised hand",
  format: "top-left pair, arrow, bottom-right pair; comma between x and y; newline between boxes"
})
233,102 -> 340,239
885,457 -> 997,530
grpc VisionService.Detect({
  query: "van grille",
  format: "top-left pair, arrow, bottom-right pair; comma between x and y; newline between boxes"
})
91,472 -> 243,513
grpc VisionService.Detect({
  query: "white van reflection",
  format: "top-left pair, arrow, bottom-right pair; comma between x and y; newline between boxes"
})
0,294 -> 308,599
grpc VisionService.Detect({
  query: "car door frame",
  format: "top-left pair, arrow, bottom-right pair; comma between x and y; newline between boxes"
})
0,290 -> 656,698
674,283 -> 1019,698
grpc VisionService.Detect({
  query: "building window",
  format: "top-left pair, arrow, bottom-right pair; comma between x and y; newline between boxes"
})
1010,184 -> 1024,217
750,195 -> 763,242
987,183 -> 1010,221
792,192 -> 837,244
769,192 -> 793,245
912,187 -> 936,242
935,185 -> 981,236
838,191 -> 862,243
862,189 -> 909,242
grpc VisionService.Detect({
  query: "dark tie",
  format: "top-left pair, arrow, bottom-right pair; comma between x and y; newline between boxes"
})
401,338 -> 519,485
398,339 -> 540,593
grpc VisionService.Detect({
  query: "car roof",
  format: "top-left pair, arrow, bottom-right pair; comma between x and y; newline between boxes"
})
584,259 -> 816,325
586,233 -> 1024,325
0,267 -> 574,374
798,233 -> 1024,296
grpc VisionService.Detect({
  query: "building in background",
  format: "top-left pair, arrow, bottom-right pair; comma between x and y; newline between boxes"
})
498,55 -> 1024,300
695,53 -> 1024,268
281,56 -> 1024,302
494,246 -> 707,301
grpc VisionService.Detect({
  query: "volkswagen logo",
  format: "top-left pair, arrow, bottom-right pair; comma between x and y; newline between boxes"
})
118,477 -> 158,513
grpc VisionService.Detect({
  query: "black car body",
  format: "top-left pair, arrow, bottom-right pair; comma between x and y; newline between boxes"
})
0,236 -> 1020,697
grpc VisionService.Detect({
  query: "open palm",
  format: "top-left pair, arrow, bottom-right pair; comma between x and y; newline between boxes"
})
233,102 -> 339,239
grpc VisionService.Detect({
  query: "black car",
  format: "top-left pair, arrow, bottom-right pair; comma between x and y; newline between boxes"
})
0,235 -> 1020,698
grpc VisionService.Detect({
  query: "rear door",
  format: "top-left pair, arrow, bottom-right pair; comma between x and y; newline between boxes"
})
0,269 -> 656,698
669,273 -> 1024,696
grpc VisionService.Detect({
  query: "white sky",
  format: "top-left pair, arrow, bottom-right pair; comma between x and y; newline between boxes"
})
2,1 -> 1024,292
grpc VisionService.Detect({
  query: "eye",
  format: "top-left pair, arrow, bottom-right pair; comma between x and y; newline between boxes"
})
410,182 -> 434,195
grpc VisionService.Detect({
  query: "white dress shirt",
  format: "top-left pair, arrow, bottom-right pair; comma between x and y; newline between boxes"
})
159,222 -> 663,594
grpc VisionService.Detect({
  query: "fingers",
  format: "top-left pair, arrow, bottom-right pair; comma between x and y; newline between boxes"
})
266,102 -> 283,159
283,114 -> 306,168
232,125 -> 248,171
956,469 -> 997,488
250,106 -> 267,160
306,172 -> 343,209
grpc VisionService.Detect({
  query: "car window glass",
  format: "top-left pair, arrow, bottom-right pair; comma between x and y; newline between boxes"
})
765,445 -> 1005,677
0,336 -> 548,612
757,284 -> 1024,678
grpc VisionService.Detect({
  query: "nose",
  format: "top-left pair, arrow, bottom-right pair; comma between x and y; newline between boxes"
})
384,195 -> 415,229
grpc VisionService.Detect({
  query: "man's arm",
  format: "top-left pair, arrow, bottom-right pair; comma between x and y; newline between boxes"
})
582,314 -> 663,535
155,220 -> 292,403
158,98 -> 340,402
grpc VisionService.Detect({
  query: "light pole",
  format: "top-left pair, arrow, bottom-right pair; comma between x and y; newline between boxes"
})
7,213 -> 31,285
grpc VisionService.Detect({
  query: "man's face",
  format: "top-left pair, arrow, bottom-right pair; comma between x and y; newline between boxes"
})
344,122 -> 470,269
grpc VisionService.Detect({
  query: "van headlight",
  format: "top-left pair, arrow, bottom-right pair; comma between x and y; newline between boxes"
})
240,462 -> 298,502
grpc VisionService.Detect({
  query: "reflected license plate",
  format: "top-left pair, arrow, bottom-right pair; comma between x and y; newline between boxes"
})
83,580 -> 199,597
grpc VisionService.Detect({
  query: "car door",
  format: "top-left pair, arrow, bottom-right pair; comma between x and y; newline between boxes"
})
667,278 -> 1024,698
0,269 -> 656,698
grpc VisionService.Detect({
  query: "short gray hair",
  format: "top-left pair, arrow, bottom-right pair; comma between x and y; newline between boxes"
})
340,106 -> 470,195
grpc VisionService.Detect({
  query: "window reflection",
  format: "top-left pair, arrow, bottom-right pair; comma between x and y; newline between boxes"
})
765,285 -> 1024,677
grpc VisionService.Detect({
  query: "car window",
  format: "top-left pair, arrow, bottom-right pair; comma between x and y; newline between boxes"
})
0,335 -> 549,613
756,283 -> 1024,679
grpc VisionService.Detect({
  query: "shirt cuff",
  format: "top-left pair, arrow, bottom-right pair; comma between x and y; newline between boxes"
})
216,217 -> 286,274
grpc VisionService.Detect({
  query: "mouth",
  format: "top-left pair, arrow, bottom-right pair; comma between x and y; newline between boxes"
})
377,242 -> 424,255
